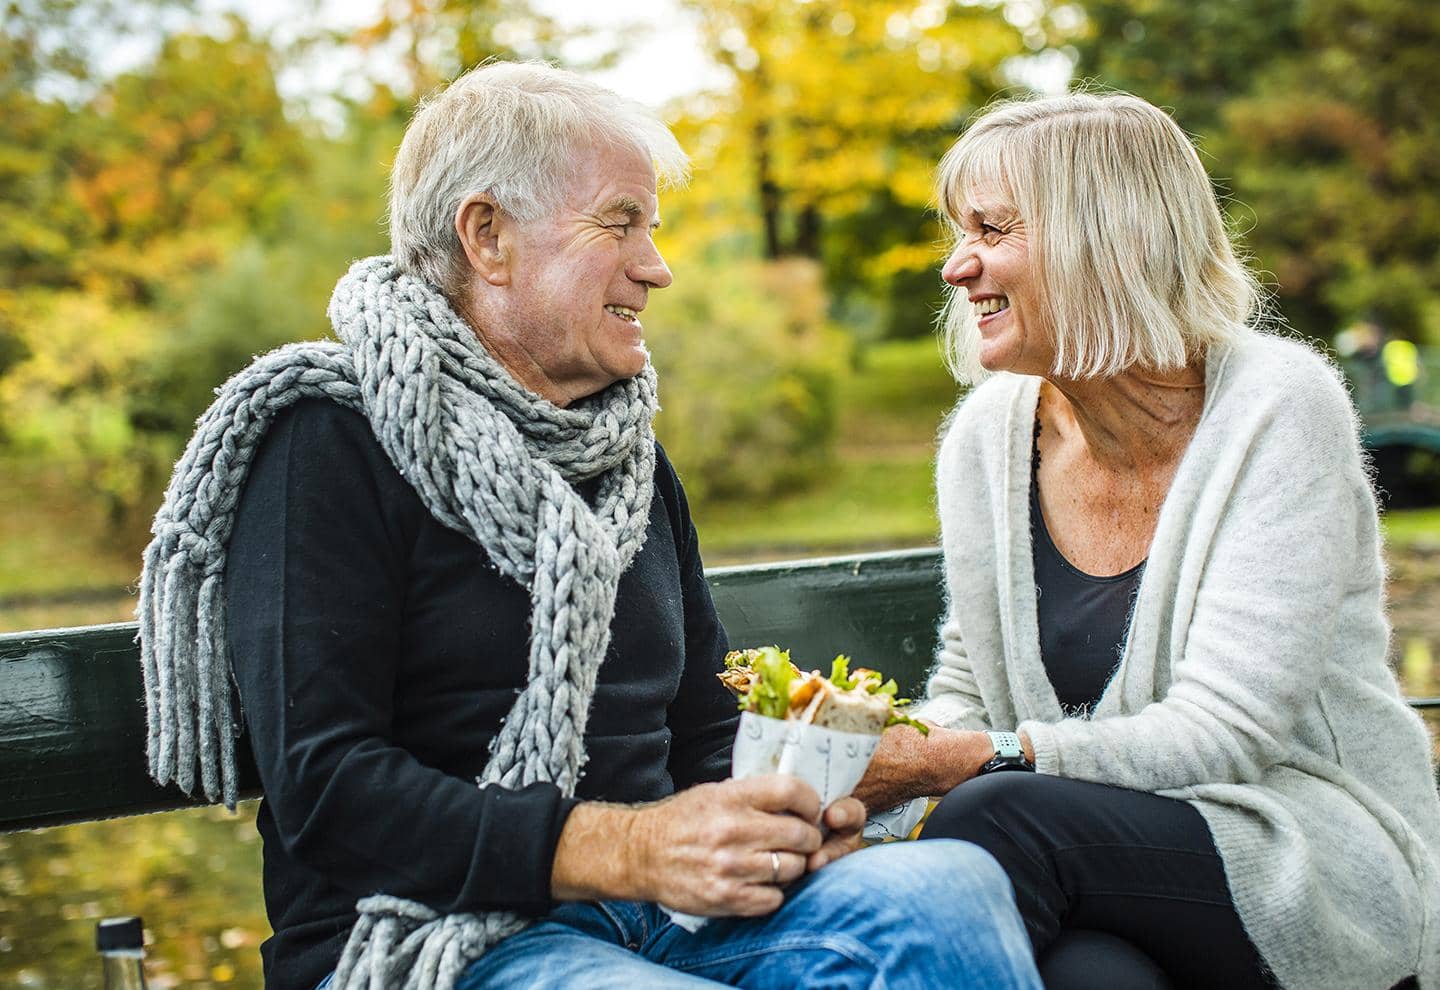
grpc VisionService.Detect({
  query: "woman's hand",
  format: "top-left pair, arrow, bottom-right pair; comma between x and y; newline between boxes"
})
850,721 -> 939,812
851,724 -> 994,814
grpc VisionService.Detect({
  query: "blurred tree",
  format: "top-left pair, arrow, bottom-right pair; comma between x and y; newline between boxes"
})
1069,0 -> 1300,132
1071,0 -> 1440,346
0,0 -> 196,374
0,79 -> 90,292
0,0 -> 591,537
645,257 -> 850,505
347,0 -> 571,100
673,0 -> 1023,339
70,17 -> 309,303
130,116 -> 398,447
0,16 -> 312,534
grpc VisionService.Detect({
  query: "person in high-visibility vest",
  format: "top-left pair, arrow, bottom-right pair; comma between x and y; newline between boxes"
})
1382,337 -> 1421,408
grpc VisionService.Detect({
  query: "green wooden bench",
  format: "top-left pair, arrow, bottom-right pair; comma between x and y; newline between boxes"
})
3,547 -> 1437,833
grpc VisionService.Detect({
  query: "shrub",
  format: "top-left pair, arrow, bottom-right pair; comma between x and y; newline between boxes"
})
643,258 -> 850,506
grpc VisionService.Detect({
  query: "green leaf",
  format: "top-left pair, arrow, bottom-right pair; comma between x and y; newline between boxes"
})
740,646 -> 795,720
885,712 -> 930,735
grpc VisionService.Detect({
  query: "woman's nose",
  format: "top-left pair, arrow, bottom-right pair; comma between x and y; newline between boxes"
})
941,246 -> 979,287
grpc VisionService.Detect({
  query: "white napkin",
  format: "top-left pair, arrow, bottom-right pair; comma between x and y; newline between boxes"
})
862,797 -> 927,842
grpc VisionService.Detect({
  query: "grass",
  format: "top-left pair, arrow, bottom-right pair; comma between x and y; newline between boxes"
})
1383,507 -> 1440,549
698,453 -> 939,562
0,458 -> 140,596
837,336 -> 961,449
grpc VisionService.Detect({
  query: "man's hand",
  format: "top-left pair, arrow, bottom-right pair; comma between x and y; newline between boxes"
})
552,775 -> 828,917
850,724 -> 991,814
809,796 -> 864,871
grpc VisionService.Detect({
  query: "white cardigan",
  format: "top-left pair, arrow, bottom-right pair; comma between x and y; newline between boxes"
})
922,332 -> 1440,989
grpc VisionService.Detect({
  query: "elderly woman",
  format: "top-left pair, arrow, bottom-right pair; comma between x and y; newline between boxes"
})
855,92 -> 1440,990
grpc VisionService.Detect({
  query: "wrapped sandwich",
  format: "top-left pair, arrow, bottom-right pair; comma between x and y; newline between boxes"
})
719,647 -> 928,736
665,646 -> 929,931
720,646 -> 931,845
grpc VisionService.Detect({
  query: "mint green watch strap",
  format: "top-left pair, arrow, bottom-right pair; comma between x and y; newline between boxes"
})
986,730 -> 1024,760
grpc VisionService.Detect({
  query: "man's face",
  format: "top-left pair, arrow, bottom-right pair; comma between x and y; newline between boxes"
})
490,141 -> 672,405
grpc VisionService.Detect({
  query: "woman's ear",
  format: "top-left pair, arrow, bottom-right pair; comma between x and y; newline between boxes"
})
455,193 -> 510,286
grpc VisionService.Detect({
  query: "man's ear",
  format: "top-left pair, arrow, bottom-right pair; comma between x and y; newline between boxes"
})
455,193 -> 510,286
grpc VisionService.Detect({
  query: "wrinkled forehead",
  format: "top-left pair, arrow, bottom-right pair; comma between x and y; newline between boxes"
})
560,136 -> 663,211
938,131 -> 1021,224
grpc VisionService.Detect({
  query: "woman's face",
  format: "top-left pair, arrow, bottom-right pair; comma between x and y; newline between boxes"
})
941,183 -> 1053,376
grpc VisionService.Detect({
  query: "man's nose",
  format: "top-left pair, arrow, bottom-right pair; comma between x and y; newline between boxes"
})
631,240 -> 673,289
941,245 -> 979,287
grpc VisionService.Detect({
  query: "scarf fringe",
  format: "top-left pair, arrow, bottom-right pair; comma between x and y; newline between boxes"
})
139,343 -> 359,808
332,898 -> 527,990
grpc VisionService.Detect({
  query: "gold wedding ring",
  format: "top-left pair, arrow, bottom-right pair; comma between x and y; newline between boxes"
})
770,851 -> 782,885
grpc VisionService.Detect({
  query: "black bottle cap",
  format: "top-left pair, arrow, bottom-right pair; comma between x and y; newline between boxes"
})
96,917 -> 144,952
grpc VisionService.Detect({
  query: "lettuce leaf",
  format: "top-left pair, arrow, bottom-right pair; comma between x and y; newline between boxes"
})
740,646 -> 795,720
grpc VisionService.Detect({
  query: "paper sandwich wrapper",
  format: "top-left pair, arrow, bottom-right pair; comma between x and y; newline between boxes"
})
663,711 -> 889,933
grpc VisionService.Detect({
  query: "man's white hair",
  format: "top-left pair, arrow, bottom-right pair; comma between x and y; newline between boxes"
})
935,90 -> 1262,383
389,60 -> 689,296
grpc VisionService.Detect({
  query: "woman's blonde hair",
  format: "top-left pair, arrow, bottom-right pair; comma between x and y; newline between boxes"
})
935,90 -> 1261,382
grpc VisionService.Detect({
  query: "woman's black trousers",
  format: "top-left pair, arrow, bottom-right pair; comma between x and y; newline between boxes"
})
919,773 -> 1273,990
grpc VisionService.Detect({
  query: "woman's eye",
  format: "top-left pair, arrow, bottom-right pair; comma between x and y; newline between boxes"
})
981,223 -> 1002,237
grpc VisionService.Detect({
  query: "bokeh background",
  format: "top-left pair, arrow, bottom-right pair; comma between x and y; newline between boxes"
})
2,0 -> 1438,985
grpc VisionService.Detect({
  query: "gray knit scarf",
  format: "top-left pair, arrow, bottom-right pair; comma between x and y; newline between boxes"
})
137,255 -> 658,989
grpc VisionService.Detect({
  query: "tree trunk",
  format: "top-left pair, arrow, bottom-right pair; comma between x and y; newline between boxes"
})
755,119 -> 782,259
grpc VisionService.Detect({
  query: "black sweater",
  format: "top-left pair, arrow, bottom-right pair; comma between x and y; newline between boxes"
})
225,399 -> 738,990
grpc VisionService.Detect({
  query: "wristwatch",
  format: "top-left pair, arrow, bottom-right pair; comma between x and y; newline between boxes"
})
978,730 -> 1035,774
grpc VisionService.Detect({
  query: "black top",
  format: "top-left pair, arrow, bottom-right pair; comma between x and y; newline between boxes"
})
225,399 -> 738,990
1031,425 -> 1145,715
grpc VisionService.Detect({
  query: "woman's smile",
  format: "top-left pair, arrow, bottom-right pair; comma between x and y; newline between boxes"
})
974,296 -> 1011,330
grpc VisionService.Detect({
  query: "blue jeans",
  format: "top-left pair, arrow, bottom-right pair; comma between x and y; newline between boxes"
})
454,839 -> 1038,989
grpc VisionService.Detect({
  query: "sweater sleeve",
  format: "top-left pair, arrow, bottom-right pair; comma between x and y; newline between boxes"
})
919,396 -> 1001,732
659,448 -> 739,788
226,400 -> 575,916
917,615 -> 993,730
1020,360 -> 1369,790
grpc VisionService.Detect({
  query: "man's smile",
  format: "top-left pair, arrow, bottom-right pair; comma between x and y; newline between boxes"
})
604,304 -> 641,325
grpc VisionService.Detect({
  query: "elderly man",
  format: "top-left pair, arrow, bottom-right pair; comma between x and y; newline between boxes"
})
138,62 -> 1039,990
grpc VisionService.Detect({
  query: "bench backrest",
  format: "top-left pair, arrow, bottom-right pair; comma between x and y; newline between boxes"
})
0,548 -> 945,832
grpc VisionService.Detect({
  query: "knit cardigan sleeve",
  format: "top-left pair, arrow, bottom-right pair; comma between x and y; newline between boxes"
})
918,382 -> 1013,732
918,616 -> 993,730
1020,349 -> 1374,789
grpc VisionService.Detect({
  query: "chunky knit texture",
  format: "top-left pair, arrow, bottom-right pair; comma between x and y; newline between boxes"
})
137,255 -> 658,990
921,333 -> 1440,989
